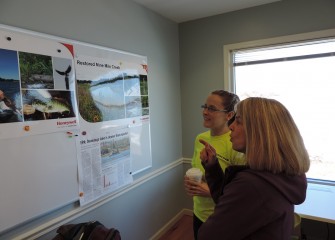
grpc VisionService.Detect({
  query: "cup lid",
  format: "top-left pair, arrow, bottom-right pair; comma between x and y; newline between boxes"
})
186,167 -> 202,175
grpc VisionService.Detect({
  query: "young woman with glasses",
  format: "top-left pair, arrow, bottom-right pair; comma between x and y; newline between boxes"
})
184,90 -> 245,240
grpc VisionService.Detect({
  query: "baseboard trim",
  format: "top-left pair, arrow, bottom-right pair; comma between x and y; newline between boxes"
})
149,208 -> 193,240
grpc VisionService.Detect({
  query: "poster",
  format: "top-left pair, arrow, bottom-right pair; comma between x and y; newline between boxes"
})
0,24 -> 152,208
77,127 -> 132,205
0,28 -> 79,139
75,50 -> 150,204
75,54 -> 149,125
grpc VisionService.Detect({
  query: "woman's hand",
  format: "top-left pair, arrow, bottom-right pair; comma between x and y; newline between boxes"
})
184,175 -> 211,197
199,139 -> 217,167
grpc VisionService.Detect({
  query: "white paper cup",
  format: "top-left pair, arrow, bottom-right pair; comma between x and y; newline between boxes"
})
186,168 -> 203,183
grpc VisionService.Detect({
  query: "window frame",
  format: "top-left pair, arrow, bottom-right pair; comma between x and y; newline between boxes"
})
223,28 -> 335,186
223,28 -> 335,91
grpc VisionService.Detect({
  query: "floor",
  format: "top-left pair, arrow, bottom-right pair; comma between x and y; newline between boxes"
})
157,214 -> 194,240
156,214 -> 304,240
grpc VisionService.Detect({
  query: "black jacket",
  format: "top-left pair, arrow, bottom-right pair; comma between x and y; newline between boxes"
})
198,162 -> 307,240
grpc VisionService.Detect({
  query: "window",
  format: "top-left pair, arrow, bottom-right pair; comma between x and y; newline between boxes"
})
224,29 -> 335,184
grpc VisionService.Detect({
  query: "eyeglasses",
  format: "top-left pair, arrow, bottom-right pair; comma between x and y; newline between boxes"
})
201,104 -> 228,113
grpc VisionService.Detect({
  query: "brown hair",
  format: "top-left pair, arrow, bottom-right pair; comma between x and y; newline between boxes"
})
211,90 -> 240,112
236,97 -> 310,175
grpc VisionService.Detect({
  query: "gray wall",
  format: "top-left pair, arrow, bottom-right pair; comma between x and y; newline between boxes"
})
0,0 -> 190,239
180,0 -> 335,158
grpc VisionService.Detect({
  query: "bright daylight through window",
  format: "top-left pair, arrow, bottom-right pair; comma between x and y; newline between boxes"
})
229,36 -> 335,183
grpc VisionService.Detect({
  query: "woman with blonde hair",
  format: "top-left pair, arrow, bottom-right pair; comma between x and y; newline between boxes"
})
198,97 -> 310,240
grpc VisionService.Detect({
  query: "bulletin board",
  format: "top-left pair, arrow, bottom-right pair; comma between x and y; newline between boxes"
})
0,24 -> 152,233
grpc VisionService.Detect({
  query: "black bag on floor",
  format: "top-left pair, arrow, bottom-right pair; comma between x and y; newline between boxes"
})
52,221 -> 121,240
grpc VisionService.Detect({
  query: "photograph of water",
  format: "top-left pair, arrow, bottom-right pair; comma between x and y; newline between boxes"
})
0,48 -> 23,123
77,74 -> 149,123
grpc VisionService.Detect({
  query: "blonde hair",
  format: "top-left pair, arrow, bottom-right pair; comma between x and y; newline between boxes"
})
236,97 -> 310,175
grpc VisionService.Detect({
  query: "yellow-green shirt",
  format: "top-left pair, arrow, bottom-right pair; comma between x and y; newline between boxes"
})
192,130 -> 245,222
